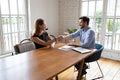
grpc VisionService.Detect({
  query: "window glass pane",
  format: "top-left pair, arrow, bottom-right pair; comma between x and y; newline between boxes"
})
19,16 -> 26,32
20,32 -> 27,41
107,0 -> 116,16
104,18 -> 113,49
2,16 -> 11,33
88,1 -> 95,16
18,0 -> 25,14
95,0 -> 103,32
114,19 -> 120,50
1,0 -> 9,14
106,18 -> 113,33
12,33 -> 18,45
10,0 -> 17,14
89,17 -> 94,28
116,0 -> 120,16
96,0 -> 103,13
3,34 -> 12,51
115,19 -> 120,32
81,2 -> 88,16
11,16 -> 18,32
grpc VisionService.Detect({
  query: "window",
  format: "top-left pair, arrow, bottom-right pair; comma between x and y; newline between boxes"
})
0,0 -> 29,55
80,0 -> 120,50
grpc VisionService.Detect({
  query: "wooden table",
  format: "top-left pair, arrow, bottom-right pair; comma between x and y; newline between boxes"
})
0,43 -> 96,80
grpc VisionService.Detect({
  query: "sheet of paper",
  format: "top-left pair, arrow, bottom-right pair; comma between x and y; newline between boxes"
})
58,45 -> 74,51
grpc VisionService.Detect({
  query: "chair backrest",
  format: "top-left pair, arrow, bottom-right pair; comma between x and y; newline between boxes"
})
14,39 -> 36,54
85,43 -> 104,62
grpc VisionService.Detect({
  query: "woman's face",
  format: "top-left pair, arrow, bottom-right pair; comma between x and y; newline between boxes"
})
39,24 -> 46,30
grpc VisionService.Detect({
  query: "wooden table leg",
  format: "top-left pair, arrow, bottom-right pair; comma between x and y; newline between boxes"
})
47,75 -> 58,80
55,75 -> 58,80
77,60 -> 84,80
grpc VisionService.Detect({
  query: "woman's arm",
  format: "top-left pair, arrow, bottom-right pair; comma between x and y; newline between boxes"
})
31,37 -> 55,46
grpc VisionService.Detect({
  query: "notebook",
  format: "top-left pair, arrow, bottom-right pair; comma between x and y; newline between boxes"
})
72,47 -> 91,54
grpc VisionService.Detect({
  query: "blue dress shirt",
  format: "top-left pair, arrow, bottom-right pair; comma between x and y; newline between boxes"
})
70,27 -> 95,48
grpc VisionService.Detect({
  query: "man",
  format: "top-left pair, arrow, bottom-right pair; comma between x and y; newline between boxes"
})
59,16 -> 95,76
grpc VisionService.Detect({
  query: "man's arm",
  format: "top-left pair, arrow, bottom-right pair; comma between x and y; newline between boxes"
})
58,29 -> 80,41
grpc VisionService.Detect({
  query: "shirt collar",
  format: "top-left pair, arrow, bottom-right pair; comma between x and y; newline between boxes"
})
82,26 -> 90,31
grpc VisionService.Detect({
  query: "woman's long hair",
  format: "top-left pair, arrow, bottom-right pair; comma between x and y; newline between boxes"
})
32,18 -> 44,36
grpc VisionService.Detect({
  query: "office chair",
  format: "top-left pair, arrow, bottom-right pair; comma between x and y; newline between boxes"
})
14,39 -> 36,54
85,43 -> 104,79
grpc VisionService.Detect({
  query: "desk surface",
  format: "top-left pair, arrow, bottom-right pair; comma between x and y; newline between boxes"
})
0,43 -> 96,80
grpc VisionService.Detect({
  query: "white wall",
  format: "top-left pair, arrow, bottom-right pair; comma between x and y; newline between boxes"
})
59,0 -> 80,34
28,0 -> 59,36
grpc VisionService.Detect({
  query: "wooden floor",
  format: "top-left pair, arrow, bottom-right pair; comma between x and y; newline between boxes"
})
54,58 -> 120,80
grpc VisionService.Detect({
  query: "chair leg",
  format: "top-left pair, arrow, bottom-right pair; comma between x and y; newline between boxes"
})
96,61 -> 104,78
92,61 -> 104,80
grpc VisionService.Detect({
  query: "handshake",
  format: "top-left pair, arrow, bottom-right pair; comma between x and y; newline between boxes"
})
50,35 -> 67,48
50,35 -> 65,42
50,34 -> 79,47
55,35 -> 69,41
57,35 -> 65,41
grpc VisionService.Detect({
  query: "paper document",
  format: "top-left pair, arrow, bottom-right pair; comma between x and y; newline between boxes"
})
58,45 -> 74,51
72,47 -> 91,53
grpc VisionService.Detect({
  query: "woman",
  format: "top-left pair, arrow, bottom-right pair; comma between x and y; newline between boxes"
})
31,18 -> 57,49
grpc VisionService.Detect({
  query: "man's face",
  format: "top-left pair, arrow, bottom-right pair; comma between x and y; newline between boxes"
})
79,19 -> 86,28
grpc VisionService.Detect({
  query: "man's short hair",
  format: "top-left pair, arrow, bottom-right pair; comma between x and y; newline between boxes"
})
79,16 -> 90,25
